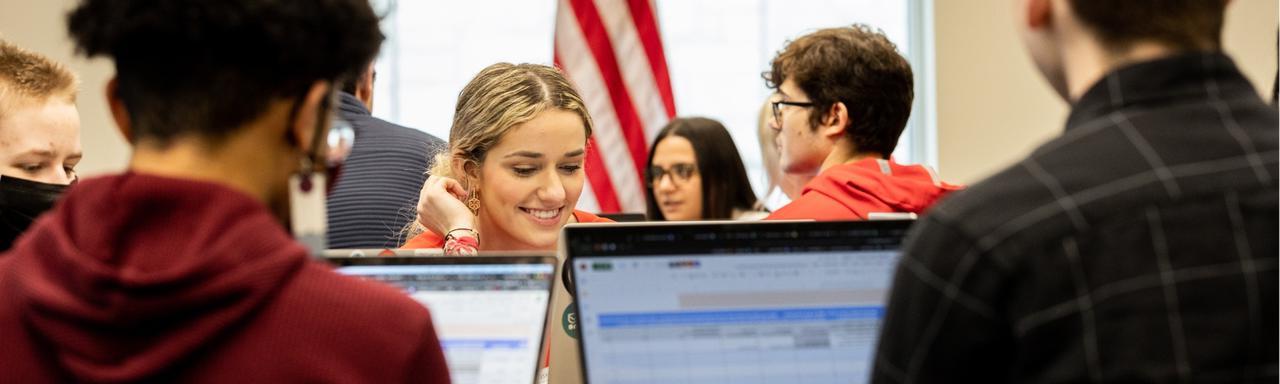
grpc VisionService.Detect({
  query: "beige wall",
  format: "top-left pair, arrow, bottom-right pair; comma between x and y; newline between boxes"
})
1,0 -> 125,176
1,0 -> 1276,180
935,0 -> 1279,184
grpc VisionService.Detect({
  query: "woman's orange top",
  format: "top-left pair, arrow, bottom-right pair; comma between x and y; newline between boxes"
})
400,210 -> 613,249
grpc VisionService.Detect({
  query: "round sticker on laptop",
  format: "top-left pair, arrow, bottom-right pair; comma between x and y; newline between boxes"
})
562,302 -> 578,339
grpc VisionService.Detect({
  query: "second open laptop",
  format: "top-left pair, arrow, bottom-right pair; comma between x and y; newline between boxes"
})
562,220 -> 913,384
328,253 -> 557,384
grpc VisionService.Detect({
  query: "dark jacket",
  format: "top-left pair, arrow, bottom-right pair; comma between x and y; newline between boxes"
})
327,92 -> 444,248
0,173 -> 451,383
873,52 -> 1278,383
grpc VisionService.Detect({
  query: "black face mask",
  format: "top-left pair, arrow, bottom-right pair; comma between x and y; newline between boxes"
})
0,176 -> 69,251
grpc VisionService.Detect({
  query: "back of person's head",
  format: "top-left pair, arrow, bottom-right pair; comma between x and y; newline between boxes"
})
341,63 -> 373,95
430,63 -> 593,180
765,24 -> 913,159
66,0 -> 384,146
0,39 -> 78,119
340,61 -> 375,109
1018,0 -> 1229,100
1067,0 -> 1227,53
645,117 -> 756,220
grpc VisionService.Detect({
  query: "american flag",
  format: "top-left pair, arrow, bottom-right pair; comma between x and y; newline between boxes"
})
554,0 -> 676,214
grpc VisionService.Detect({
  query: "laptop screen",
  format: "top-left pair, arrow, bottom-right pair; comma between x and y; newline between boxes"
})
333,256 -> 556,384
566,221 -> 911,384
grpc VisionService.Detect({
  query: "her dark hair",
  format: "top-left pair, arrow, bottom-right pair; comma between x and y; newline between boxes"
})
644,117 -> 758,220
66,0 -> 384,145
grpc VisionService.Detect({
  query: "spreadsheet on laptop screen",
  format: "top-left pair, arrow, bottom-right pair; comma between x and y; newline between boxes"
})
573,250 -> 899,384
338,264 -> 554,384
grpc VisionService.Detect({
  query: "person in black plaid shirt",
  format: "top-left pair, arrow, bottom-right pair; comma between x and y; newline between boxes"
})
872,0 -> 1278,382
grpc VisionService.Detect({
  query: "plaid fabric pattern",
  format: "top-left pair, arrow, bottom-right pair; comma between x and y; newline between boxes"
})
872,53 -> 1279,383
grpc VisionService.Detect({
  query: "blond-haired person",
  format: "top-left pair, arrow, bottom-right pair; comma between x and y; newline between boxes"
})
403,63 -> 611,254
0,39 -> 81,250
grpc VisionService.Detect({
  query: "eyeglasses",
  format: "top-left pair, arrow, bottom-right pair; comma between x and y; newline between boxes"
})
771,99 -> 816,127
648,163 -> 698,187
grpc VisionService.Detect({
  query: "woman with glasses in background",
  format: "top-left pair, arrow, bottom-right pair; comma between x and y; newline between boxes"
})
644,117 -> 761,221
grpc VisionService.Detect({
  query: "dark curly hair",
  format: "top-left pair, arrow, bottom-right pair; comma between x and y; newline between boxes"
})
765,24 -> 913,159
66,0 -> 384,144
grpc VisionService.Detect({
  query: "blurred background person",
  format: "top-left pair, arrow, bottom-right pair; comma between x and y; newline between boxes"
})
756,96 -> 812,212
326,61 -> 445,249
0,38 -> 80,251
645,117 -> 760,221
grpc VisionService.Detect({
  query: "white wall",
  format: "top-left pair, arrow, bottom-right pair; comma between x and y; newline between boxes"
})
934,0 -> 1279,184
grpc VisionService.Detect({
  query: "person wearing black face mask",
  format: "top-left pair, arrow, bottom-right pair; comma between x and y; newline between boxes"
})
0,177 -> 70,250
0,1 -> 450,383
0,39 -> 82,251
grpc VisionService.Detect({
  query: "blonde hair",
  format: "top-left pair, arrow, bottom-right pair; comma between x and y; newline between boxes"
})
404,63 -> 592,243
0,38 -> 78,119
429,63 -> 593,179
757,97 -> 782,193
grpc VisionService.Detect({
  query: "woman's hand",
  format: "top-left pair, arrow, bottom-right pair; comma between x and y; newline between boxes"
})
416,175 -> 475,236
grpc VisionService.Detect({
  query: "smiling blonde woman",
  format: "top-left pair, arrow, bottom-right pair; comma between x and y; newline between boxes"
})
402,63 -> 611,254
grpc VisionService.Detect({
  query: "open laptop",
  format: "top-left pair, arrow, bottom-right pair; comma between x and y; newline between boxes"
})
329,254 -> 557,384
594,212 -> 647,222
563,220 -> 912,384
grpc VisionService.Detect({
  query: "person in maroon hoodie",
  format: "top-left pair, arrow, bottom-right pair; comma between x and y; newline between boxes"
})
0,1 -> 450,383
764,25 -> 961,221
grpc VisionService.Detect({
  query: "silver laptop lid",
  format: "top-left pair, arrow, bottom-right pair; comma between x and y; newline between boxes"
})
564,220 -> 912,384
331,254 -> 557,384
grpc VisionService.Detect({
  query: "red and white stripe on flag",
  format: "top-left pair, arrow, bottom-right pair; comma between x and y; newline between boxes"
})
554,0 -> 676,214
